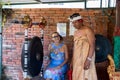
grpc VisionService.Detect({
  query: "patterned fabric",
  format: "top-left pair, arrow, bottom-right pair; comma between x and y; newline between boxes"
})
72,36 -> 97,80
44,43 -> 67,80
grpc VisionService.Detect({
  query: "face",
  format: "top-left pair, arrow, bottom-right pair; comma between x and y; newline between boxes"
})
72,20 -> 82,29
51,33 -> 60,43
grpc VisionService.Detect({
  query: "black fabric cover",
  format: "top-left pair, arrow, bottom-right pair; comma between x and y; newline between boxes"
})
95,34 -> 112,63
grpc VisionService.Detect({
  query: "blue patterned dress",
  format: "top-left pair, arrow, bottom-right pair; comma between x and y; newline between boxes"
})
44,43 -> 68,80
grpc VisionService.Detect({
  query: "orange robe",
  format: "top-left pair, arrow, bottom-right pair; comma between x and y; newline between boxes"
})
72,36 -> 97,80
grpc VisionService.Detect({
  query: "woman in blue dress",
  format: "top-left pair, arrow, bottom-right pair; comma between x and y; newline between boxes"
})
44,32 -> 69,80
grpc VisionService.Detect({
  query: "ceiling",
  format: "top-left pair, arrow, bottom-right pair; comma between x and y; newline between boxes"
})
2,0 -> 40,4
2,0 -> 85,5
1,0 -> 116,9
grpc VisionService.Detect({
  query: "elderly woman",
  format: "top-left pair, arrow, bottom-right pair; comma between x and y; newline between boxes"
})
44,32 -> 68,80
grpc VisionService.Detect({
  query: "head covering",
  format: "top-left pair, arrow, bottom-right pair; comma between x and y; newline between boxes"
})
68,13 -> 82,22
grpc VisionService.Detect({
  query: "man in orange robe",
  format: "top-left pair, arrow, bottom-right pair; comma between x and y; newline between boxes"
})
69,13 -> 98,80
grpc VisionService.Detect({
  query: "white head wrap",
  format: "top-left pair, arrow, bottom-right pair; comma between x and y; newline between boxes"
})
68,13 -> 82,22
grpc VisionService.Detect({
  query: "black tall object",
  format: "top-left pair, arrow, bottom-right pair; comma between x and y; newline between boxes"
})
21,36 -> 43,77
95,34 -> 112,63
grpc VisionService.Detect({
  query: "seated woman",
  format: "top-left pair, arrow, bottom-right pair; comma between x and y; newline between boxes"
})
44,32 -> 68,80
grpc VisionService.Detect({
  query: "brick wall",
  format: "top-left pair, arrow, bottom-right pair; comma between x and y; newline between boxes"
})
2,8 -> 115,80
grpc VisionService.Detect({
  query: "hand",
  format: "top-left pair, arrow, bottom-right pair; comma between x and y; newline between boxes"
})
84,59 -> 91,70
55,65 -> 61,70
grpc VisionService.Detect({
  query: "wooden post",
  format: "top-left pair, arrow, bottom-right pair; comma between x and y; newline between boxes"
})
0,4 -> 2,79
116,0 -> 120,28
114,0 -> 120,36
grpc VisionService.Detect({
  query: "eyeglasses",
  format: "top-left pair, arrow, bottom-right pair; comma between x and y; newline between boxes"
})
52,35 -> 59,38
